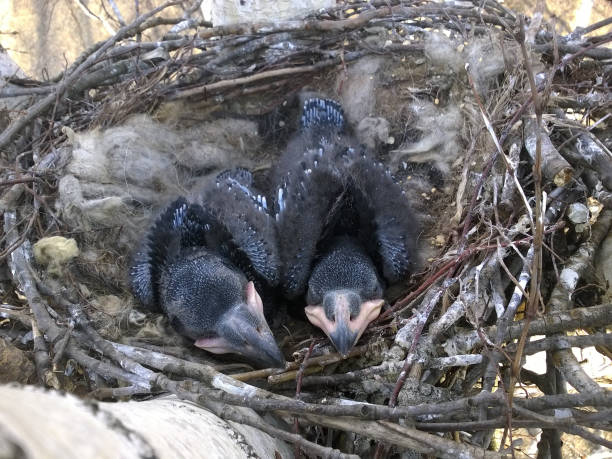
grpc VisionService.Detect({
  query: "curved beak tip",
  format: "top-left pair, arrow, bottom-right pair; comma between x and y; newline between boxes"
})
329,328 -> 358,357
266,349 -> 287,369
307,296 -> 383,357
250,332 -> 286,369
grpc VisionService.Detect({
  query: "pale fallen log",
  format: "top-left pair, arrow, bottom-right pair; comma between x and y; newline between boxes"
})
0,384 -> 293,459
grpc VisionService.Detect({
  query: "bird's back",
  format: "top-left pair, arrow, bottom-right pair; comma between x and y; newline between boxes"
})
274,97 -> 419,298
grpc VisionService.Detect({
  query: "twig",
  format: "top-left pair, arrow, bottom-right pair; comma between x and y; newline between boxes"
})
523,116 -> 573,186
299,332 -> 612,388
181,384 -> 503,459
0,206 -> 38,260
180,383 -> 503,423
443,302 -> 612,355
519,391 -> 612,412
547,210 -> 612,393
454,99 -> 534,257
294,339 -> 315,458
178,390 -> 359,459
576,16 -> 612,36
90,385 -> 153,398
107,0 -> 127,27
481,244 -> 535,393
67,344 -> 150,389
168,52 -> 363,100
566,425 -> 612,449
514,333 -> 612,355
514,405 -> 612,449
265,345 -> 369,385
73,0 -> 117,35
109,341 -> 233,376
534,35 -> 612,61
466,65 -> 534,223
298,413 -> 505,459
5,214 -> 56,339
52,322 -> 74,366
389,283 -> 446,407
30,318 -> 54,387
0,1 -> 181,149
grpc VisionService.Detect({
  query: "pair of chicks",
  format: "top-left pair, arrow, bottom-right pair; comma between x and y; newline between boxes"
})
130,98 -> 419,368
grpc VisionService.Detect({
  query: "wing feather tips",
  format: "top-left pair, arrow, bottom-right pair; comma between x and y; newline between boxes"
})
129,197 -> 190,310
216,167 -> 253,187
301,97 -> 346,133
205,169 -> 282,287
129,248 -> 158,310
298,97 -> 347,149
130,166 -> 284,311
235,214 -> 281,286
376,230 -> 419,283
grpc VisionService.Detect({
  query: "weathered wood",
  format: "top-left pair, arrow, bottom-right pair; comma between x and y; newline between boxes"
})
0,385 -> 293,459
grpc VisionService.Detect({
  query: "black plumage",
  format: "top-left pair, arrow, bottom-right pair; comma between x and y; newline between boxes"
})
130,169 -> 285,368
274,98 -> 419,356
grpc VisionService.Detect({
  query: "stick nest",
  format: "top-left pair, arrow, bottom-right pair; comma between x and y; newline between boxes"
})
1,1 -> 611,457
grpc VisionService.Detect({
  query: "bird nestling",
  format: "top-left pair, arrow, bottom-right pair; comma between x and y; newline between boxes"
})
130,169 -> 285,368
274,98 -> 419,356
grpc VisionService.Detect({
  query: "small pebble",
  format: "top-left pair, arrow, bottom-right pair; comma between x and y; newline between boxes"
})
567,203 -> 588,224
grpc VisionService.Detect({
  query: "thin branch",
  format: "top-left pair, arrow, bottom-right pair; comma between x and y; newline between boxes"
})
443,302 -> 612,355
0,0 -> 181,149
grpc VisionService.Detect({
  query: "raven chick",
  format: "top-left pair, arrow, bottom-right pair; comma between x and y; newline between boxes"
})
275,98 -> 418,356
130,169 -> 285,368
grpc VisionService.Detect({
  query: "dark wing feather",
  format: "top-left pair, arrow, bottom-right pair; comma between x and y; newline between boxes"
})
275,144 -> 348,298
274,98 -> 355,298
343,150 -> 419,283
200,169 -> 280,286
272,98 -> 347,187
129,197 -> 190,310
300,97 -> 345,145
130,197 -> 226,310
129,249 -> 157,310
276,96 -> 418,293
216,167 -> 253,188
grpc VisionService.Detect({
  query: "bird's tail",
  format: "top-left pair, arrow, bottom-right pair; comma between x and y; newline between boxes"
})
300,97 -> 345,143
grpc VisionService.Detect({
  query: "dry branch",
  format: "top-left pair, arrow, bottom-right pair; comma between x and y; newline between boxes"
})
523,116 -> 574,187
443,302 -> 612,356
545,210 -> 612,393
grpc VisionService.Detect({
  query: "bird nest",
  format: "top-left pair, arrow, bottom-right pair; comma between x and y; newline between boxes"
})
1,1 -> 611,457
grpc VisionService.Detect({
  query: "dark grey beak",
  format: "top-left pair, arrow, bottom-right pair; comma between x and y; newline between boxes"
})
305,290 -> 384,357
194,281 -> 285,369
